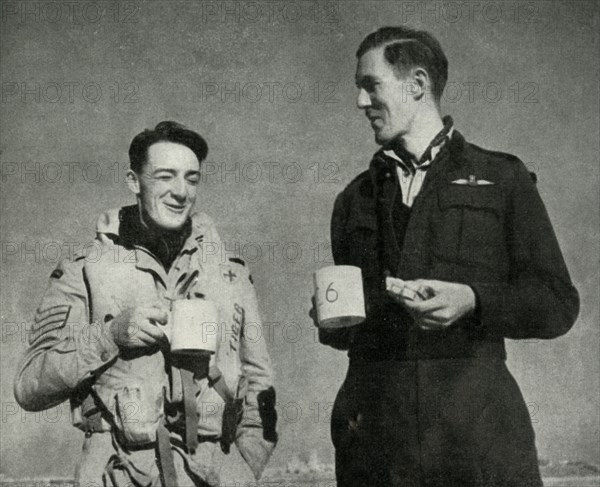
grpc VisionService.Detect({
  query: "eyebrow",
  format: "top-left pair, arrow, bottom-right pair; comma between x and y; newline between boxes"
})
151,168 -> 201,176
355,74 -> 377,87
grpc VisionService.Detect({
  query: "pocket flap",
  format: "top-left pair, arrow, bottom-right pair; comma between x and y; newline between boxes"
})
438,184 -> 504,215
113,382 -> 163,446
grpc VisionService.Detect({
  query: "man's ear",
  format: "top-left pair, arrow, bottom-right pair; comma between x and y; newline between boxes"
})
126,169 -> 140,195
411,67 -> 430,102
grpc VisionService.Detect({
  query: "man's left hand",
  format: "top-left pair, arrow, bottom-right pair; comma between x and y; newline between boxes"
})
388,279 -> 476,330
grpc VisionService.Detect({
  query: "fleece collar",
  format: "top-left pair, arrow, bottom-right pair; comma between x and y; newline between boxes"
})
95,204 -> 217,254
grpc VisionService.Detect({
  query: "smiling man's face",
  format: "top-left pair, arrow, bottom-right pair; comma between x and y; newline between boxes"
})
130,141 -> 201,231
355,46 -> 419,146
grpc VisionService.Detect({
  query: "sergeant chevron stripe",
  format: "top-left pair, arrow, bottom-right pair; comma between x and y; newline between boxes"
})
30,304 -> 71,346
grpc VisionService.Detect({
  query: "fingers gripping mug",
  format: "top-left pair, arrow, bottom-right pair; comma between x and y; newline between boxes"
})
313,265 -> 366,328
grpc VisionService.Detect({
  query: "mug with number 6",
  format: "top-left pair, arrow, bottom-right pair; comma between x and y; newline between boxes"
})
313,265 -> 366,328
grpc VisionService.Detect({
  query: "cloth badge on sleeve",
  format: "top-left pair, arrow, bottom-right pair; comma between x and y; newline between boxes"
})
30,304 -> 71,346
220,264 -> 239,284
50,268 -> 64,279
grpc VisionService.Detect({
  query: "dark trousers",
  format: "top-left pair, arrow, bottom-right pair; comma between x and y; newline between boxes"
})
331,358 -> 543,487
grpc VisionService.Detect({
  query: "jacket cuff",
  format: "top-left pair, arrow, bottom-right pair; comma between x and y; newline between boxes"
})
466,282 -> 513,335
470,285 -> 482,322
236,428 -> 276,481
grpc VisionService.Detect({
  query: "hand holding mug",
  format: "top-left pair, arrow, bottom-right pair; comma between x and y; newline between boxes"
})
109,306 -> 169,351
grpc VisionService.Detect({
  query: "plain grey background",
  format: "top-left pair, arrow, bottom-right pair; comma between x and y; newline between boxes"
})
1,0 -> 598,478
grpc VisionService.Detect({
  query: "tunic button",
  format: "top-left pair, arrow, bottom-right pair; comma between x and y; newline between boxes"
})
101,351 -> 110,362
385,172 -> 391,179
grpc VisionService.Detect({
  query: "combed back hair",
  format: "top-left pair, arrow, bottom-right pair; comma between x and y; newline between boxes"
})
356,26 -> 448,103
128,121 -> 208,173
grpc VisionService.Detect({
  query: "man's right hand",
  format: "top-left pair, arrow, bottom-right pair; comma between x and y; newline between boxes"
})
109,306 -> 168,350
309,296 -> 319,328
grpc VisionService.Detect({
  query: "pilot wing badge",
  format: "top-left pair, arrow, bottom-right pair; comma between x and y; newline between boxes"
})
451,174 -> 495,186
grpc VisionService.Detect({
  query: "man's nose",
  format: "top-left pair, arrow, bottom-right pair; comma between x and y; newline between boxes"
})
170,177 -> 187,199
357,88 -> 371,109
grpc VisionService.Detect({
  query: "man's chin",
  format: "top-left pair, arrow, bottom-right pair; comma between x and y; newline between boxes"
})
154,214 -> 189,232
373,128 -> 402,147
374,132 -> 391,146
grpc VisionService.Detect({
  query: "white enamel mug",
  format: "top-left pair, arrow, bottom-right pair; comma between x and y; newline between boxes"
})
313,265 -> 366,329
167,299 -> 219,356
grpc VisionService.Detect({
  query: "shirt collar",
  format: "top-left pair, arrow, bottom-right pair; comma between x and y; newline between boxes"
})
118,205 -> 193,271
384,115 -> 454,173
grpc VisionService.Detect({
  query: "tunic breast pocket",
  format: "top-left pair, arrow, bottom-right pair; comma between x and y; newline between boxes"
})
434,184 -> 507,266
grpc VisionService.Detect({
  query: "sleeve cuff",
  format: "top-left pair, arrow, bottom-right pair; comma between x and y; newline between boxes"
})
461,284 -> 486,332
465,282 -> 515,335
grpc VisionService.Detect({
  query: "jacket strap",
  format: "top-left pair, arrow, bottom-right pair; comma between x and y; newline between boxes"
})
208,365 -> 234,403
180,369 -> 199,453
209,365 -> 246,455
156,419 -> 178,487
80,391 -> 106,434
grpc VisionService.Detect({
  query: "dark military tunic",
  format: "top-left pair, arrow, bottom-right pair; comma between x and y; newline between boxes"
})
321,130 -> 579,487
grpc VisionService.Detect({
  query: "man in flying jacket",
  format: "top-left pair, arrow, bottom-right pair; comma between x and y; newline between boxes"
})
314,26 -> 579,487
14,121 -> 278,486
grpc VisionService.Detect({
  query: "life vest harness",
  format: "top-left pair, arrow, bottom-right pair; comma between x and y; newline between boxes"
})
80,364 -> 246,487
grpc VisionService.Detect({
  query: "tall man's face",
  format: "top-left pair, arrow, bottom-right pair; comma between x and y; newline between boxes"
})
128,141 -> 201,231
355,46 -> 419,145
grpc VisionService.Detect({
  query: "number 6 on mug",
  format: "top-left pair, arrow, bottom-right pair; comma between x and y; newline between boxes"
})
313,265 -> 366,328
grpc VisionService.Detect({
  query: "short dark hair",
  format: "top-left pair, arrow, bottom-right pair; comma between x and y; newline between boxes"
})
356,26 -> 448,103
128,121 -> 208,173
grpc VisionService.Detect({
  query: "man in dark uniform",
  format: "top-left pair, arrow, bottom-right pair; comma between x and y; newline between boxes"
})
315,26 -> 579,487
